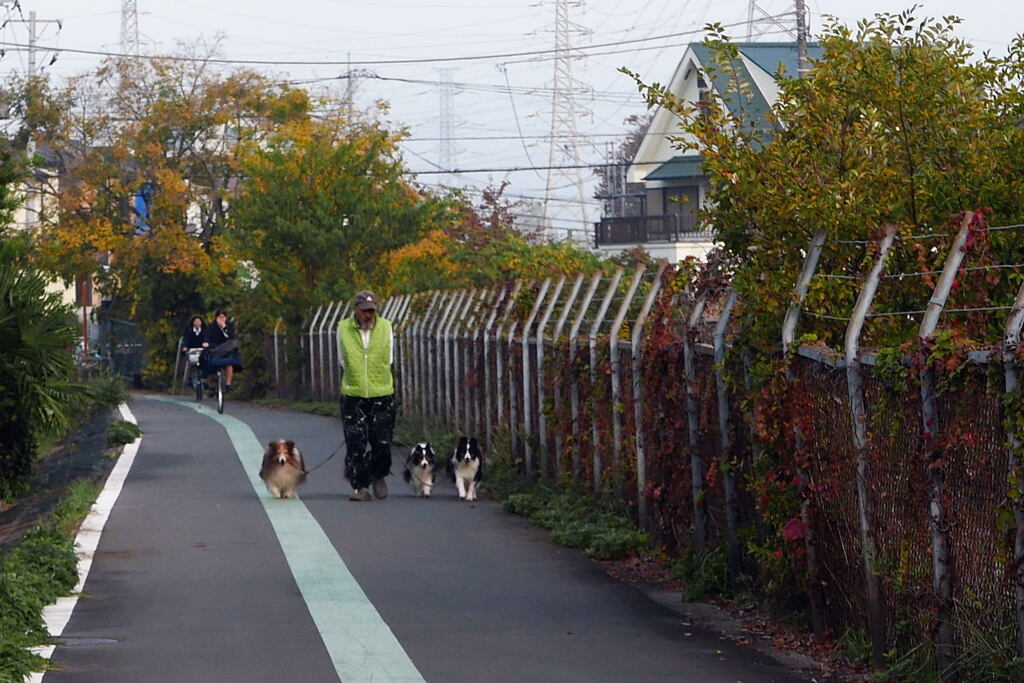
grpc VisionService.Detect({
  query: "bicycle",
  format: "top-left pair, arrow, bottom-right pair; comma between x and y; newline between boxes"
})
213,365 -> 225,414
184,348 -> 205,402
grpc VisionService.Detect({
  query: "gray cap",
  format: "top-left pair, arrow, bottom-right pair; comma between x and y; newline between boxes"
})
354,290 -> 378,311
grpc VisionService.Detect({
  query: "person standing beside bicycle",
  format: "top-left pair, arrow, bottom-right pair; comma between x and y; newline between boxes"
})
203,308 -> 243,392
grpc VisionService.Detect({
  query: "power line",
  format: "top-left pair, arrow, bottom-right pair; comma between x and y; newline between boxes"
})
0,16 -> 782,67
408,161 -> 627,175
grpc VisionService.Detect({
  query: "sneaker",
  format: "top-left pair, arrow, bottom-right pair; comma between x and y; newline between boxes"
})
372,479 -> 388,500
349,488 -> 371,502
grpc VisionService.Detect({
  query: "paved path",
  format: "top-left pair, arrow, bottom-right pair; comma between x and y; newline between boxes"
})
43,395 -> 805,682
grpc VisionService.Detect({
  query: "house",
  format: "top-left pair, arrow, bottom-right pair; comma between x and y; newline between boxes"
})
596,42 -> 824,261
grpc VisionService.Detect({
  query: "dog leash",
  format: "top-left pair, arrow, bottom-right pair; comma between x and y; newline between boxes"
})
302,438 -> 434,484
303,427 -> 347,475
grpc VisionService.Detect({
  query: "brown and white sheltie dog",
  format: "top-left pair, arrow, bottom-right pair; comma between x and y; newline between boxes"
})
403,443 -> 437,497
448,436 -> 484,501
259,440 -> 306,499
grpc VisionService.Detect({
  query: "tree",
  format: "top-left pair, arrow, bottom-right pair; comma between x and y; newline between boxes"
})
12,49 -> 316,385
626,13 -> 1024,351
223,109 -> 457,323
384,183 -> 604,293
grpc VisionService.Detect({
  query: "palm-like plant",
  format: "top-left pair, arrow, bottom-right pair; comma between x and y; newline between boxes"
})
0,237 -> 86,498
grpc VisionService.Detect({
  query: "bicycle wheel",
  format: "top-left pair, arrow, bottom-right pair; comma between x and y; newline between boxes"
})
216,369 -> 225,414
193,368 -> 203,402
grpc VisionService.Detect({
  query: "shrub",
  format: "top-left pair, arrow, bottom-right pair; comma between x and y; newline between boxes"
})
0,481 -> 96,681
106,420 -> 142,447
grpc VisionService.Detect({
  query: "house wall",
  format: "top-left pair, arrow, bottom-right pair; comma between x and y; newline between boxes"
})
628,50 -> 704,185
595,239 -> 717,263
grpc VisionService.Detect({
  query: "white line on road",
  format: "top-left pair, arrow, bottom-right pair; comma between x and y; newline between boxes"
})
147,396 -> 425,683
31,403 -> 143,683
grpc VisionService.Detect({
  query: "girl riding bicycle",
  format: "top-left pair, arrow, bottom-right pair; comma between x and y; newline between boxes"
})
202,308 -> 243,391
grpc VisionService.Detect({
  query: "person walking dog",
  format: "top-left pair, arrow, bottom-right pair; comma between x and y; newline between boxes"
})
337,290 -> 396,502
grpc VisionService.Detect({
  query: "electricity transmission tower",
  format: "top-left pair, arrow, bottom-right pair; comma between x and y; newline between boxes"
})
540,0 -> 592,241
121,0 -> 139,55
745,0 -> 809,75
437,68 -> 463,187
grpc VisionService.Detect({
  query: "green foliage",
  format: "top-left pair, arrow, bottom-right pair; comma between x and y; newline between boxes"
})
0,238 -> 89,499
393,413 -> 460,456
225,116 -> 456,325
839,627 -> 874,667
626,13 -> 1024,354
0,482 -> 98,681
50,480 -> 100,537
384,183 -> 605,294
106,420 -> 142,447
85,375 -> 130,412
671,544 -> 731,602
502,483 -> 650,560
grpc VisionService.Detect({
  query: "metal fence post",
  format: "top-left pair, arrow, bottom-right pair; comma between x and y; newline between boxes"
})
317,302 -> 337,401
589,267 -> 625,491
1003,276 -> 1024,663
550,274 -> 585,476
326,303 -> 344,399
781,228 -> 828,639
844,223 -> 897,667
569,274 -> 603,480
610,264 -> 646,482
495,284 -> 522,430
712,288 -> 741,585
522,279 -> 552,478
536,277 -> 567,478
632,263 -> 667,529
684,292 -> 708,552
415,293 -> 441,419
918,210 -> 975,668
472,288 -> 500,439
273,319 -> 283,394
449,290 -> 476,426
484,285 -> 517,451
434,292 -> 462,421
454,290 -> 482,431
307,306 -> 324,399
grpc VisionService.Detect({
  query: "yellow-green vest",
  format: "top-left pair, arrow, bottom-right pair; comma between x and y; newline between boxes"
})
338,316 -> 394,398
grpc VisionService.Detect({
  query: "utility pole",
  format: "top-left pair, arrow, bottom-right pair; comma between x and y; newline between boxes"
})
9,10 -> 60,228
795,0 -> 809,78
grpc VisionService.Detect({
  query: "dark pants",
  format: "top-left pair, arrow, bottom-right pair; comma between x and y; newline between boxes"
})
340,394 -> 396,490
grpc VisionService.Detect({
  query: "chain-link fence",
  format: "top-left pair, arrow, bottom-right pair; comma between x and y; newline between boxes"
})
257,212 -> 1024,666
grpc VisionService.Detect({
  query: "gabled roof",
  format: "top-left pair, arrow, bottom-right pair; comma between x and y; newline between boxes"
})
645,155 -> 704,181
629,41 -> 824,183
690,42 -> 824,137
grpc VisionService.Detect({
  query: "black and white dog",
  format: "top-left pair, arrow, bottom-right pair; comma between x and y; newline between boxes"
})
448,436 -> 484,501
403,442 -> 437,497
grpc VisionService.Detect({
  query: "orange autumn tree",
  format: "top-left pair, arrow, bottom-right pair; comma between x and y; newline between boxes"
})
384,183 -> 604,292
14,48 -> 314,383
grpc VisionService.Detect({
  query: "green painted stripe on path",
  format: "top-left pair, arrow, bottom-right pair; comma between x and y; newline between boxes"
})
146,396 -> 425,683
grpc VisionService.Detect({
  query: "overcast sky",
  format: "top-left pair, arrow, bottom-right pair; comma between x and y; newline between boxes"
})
2,0 -> 1021,239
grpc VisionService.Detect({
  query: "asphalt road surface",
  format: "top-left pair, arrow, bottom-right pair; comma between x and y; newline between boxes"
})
43,395 -> 806,683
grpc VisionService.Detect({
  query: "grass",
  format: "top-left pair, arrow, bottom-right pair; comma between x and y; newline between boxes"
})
0,480 -> 99,681
106,420 -> 142,447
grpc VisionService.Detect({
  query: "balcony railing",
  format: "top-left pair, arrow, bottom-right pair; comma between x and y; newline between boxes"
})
594,214 -> 711,246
